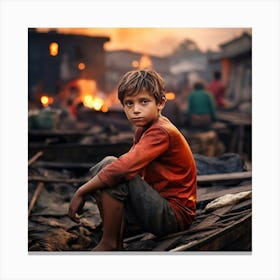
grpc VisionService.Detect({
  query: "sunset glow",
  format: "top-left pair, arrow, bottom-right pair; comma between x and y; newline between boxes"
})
37,28 -> 252,56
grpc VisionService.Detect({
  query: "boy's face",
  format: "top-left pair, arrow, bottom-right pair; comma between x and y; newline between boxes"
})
122,89 -> 165,128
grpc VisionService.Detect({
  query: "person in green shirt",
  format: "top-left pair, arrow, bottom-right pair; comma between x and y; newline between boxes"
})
187,80 -> 217,129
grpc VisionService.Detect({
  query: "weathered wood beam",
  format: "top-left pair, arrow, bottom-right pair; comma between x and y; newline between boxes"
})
197,171 -> 251,184
28,182 -> 44,217
28,151 -> 44,166
169,213 -> 251,251
197,184 -> 251,204
32,161 -> 93,170
28,176 -> 90,184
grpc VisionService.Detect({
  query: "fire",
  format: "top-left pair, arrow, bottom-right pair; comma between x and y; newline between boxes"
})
138,55 -> 152,69
68,79 -> 113,112
165,92 -> 176,100
132,54 -> 153,70
40,95 -> 54,107
92,97 -> 103,111
82,94 -> 108,112
49,42 -> 59,56
78,62 -> 86,70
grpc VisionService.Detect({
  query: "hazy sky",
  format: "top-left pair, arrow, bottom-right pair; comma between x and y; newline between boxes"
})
37,27 -> 252,56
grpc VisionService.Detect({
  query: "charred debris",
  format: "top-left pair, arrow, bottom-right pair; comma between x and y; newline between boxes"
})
28,108 -> 252,252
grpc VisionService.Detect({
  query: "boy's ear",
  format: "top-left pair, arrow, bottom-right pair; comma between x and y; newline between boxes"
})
158,97 -> 166,111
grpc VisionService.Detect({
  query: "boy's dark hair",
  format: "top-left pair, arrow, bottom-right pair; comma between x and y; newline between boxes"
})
214,70 -> 221,80
193,81 -> 205,90
118,69 -> 166,105
67,98 -> 74,105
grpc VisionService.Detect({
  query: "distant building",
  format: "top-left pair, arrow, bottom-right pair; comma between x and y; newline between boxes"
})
104,50 -> 171,92
209,32 -> 252,108
28,29 -> 109,99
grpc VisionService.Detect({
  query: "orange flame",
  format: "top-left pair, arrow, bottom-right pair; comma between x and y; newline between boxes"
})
82,94 -> 108,112
68,79 -> 117,112
165,92 -> 176,100
49,42 -> 59,56
138,54 -> 152,69
40,95 -> 54,107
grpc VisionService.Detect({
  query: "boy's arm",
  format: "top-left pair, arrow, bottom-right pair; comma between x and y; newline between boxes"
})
98,127 -> 169,187
68,175 -> 106,222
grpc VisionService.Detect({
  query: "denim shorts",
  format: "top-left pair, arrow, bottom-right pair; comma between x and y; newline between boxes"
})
89,156 -> 179,237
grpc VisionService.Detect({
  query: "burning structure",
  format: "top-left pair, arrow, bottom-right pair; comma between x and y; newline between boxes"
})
28,28 -> 110,109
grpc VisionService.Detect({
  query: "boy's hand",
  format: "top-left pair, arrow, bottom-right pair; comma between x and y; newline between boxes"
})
68,192 -> 85,223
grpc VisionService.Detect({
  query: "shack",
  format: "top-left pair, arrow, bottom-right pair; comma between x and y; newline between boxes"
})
209,31 -> 252,111
28,29 -> 109,99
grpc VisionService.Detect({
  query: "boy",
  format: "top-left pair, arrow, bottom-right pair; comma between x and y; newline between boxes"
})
68,69 -> 197,251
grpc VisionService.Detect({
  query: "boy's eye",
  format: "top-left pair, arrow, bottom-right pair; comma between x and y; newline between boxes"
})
141,99 -> 149,105
124,101 -> 133,107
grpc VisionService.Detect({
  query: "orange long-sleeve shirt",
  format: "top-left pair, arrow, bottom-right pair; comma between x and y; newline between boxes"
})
98,116 -> 197,230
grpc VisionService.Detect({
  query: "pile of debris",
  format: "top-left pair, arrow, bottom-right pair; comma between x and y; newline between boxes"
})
28,152 -> 251,252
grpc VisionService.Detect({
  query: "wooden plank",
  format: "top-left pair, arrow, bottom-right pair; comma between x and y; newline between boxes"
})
33,161 -> 93,170
216,112 -> 251,126
192,205 -> 233,230
28,182 -> 44,217
152,235 -> 184,251
163,228 -> 223,252
197,184 -> 251,204
230,199 -> 251,212
153,208 -> 232,245
28,142 -> 131,163
152,206 -> 232,251
28,176 -> 90,184
151,194 -> 251,251
29,130 -> 100,137
28,151 -> 44,166
169,213 -> 251,251
123,233 -> 149,244
197,171 -> 251,184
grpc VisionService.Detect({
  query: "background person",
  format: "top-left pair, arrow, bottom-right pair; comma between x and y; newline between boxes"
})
187,80 -> 217,130
207,70 -> 226,108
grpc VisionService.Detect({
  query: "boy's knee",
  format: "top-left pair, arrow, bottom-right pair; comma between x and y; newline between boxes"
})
102,156 -> 117,164
89,156 -> 117,175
